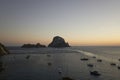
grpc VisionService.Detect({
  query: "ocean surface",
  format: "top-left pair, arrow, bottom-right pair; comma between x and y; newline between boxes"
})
0,46 -> 120,80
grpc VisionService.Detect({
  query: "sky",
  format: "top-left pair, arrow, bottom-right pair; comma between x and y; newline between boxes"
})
0,0 -> 120,46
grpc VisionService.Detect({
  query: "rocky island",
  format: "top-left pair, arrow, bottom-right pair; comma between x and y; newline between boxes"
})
48,36 -> 70,48
0,43 -> 9,56
21,43 -> 46,48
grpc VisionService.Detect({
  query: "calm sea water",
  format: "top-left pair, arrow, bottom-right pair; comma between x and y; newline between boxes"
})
0,46 -> 120,80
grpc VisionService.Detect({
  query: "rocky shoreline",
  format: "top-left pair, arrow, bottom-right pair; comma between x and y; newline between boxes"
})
0,43 -> 9,56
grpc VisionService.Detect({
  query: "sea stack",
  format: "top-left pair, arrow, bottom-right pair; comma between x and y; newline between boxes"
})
48,36 -> 70,48
0,43 -> 9,56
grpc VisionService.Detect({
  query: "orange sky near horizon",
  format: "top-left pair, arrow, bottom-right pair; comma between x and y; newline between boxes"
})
0,0 -> 120,46
1,35 -> 120,46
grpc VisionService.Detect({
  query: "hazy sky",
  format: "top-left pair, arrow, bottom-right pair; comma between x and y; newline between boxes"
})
0,0 -> 120,46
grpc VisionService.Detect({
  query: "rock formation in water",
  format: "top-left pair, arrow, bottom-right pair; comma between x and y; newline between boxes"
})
0,43 -> 9,56
48,36 -> 70,48
21,43 -> 46,48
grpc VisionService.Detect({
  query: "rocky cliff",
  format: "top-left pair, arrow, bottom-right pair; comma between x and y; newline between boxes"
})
48,36 -> 70,48
0,43 -> 9,56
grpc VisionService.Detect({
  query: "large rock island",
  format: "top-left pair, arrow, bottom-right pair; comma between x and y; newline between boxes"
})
21,43 -> 46,48
0,43 -> 9,56
48,36 -> 70,48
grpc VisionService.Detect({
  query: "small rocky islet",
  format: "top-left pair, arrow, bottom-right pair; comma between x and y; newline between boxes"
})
48,36 -> 70,48
21,43 -> 46,48
21,36 -> 70,48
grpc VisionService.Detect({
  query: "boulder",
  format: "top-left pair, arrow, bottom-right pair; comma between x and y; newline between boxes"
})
48,36 -> 70,48
0,43 -> 9,56
21,43 -> 46,48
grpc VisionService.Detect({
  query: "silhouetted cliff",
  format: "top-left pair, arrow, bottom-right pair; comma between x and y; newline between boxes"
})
48,36 -> 70,48
0,43 -> 9,56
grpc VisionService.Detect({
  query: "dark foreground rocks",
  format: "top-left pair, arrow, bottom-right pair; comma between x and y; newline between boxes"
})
48,36 -> 70,48
0,43 -> 9,56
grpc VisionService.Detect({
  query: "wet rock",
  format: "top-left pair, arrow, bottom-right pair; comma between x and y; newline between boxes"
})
48,36 -> 70,48
0,43 -> 9,56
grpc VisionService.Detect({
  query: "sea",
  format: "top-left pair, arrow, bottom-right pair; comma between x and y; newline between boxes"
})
0,46 -> 120,80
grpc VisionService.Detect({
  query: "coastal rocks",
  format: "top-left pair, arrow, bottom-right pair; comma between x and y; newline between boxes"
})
21,36 -> 70,48
0,43 -> 8,73
0,43 -> 9,56
48,36 -> 70,48
21,43 -> 46,48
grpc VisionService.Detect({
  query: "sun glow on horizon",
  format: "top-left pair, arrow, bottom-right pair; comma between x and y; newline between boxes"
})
0,0 -> 120,46
1,36 -> 120,46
